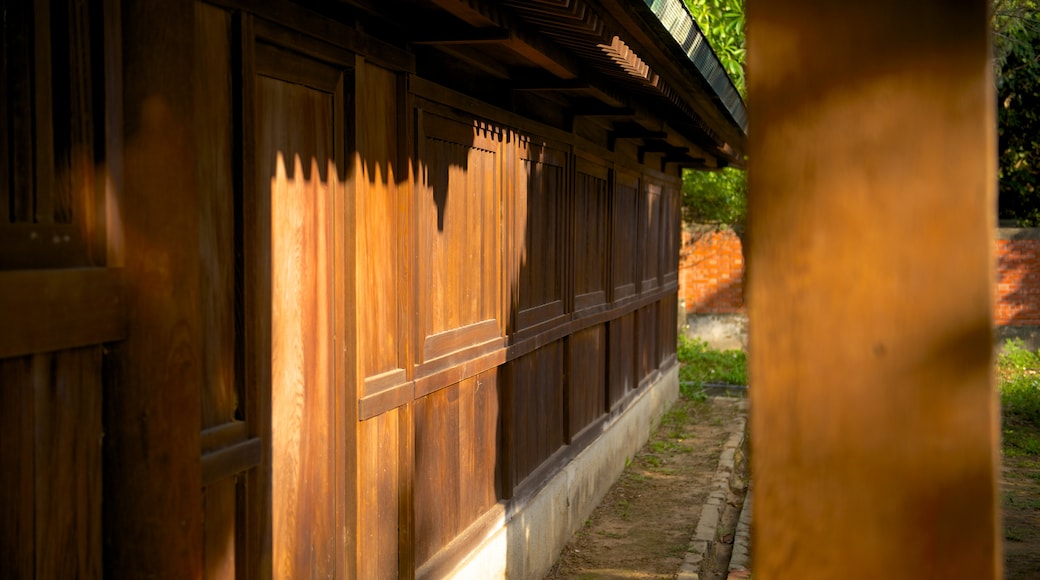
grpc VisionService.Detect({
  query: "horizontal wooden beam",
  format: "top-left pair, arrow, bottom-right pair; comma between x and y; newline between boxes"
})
201,437 -> 262,486
412,28 -> 510,45
571,104 -> 635,117
0,268 -> 126,359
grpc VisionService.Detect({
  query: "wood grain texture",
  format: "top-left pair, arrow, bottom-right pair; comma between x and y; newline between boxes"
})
0,268 -> 125,359
608,312 -> 636,407
196,4 -> 238,430
359,409 -> 400,578
612,172 -> 639,301
357,61 -> 403,381
420,113 -> 502,349
636,303 -> 658,384
258,68 -> 337,578
414,384 -> 462,565
568,325 -> 607,439
34,348 -> 103,579
1,355 -> 34,578
746,1 -> 999,577
203,478 -> 237,580
639,181 -> 661,292
658,296 -> 678,366
659,185 -> 681,285
460,369 -> 501,523
515,140 -> 566,323
505,342 -> 565,490
574,169 -> 609,310
5,0 -> 34,225
103,2 -> 202,575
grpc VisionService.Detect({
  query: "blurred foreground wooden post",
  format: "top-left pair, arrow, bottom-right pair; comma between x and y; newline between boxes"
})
747,1 -> 1000,578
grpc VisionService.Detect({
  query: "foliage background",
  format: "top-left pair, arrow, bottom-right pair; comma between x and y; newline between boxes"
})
995,1 -> 1040,225
680,0 -> 1040,228
680,0 -> 747,229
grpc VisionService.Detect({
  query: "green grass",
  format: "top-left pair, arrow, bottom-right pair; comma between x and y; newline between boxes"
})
1000,339 -> 1040,456
677,335 -> 748,399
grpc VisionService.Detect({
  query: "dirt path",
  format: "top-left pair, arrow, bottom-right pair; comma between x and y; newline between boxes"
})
546,396 -> 745,579
1004,453 -> 1040,578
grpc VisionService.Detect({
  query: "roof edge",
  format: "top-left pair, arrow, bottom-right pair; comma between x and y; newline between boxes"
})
639,0 -> 748,135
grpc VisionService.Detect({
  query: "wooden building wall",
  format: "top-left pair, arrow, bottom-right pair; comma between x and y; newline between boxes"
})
1,0 -> 685,577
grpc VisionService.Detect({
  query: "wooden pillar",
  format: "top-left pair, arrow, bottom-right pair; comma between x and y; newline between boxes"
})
746,1 -> 999,578
103,0 -> 202,576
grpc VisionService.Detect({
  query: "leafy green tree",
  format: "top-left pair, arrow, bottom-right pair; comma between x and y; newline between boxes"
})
680,0 -> 747,230
994,1 -> 1040,225
682,0 -> 745,96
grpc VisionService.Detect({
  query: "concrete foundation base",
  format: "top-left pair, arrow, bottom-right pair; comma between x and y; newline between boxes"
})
683,313 -> 748,351
444,364 -> 680,579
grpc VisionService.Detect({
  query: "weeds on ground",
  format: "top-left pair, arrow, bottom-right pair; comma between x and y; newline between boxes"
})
677,335 -> 748,400
1000,339 -> 1040,456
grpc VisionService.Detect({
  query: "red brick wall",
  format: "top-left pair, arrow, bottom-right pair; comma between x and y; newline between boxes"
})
680,226 -> 745,314
680,227 -> 1040,326
996,237 -> 1040,326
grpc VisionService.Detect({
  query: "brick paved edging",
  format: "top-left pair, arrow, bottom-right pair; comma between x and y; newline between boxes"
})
677,399 -> 749,580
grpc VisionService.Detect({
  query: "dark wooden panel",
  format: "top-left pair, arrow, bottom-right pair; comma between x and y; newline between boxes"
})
659,184 -> 681,284
358,409 -> 400,578
0,355 -> 34,578
639,181 -> 661,291
0,268 -> 126,359
5,0 -> 34,225
568,325 -> 606,439
34,347 -> 102,579
659,296 -> 678,365
516,141 -> 566,324
196,3 -> 237,430
608,312 -> 636,407
637,303 -> 658,382
574,170 -> 609,310
414,384 -> 462,565
103,2 -> 202,575
258,62 -> 339,577
52,0 -> 102,264
420,114 -> 502,346
612,172 -> 639,300
505,342 -> 564,490
203,478 -> 236,580
459,369 -> 502,524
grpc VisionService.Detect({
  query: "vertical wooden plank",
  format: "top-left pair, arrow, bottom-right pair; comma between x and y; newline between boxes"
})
337,55 -> 360,580
33,0 -> 55,224
639,181 -> 661,291
259,74 -> 336,578
102,0 -> 125,267
568,325 -> 606,438
197,8 -> 241,562
459,372 -> 500,525
0,3 -> 9,226
359,411 -> 400,578
414,385 -> 461,565
7,0 -> 34,223
203,479 -> 236,580
612,173 -> 639,299
356,61 -> 400,380
104,1 -> 202,576
398,401 -> 416,577
0,356 -> 34,578
196,2 -> 236,430
747,1 -> 999,577
35,348 -> 102,579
